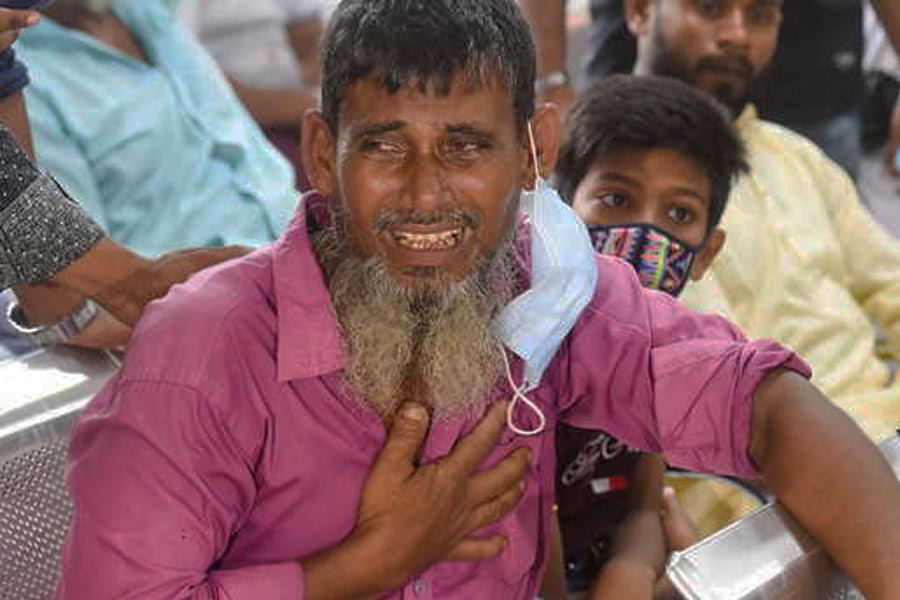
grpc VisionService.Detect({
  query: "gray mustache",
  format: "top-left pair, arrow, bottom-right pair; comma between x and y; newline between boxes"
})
372,208 -> 481,233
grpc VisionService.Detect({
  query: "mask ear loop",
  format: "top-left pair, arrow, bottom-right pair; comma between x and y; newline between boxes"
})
527,121 -> 542,185
499,343 -> 547,437
498,121 -> 548,438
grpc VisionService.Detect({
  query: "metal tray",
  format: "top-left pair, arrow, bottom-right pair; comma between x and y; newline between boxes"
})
666,435 -> 900,599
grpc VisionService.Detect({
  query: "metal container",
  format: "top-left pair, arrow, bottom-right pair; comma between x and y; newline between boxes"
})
0,347 -> 119,600
667,435 -> 900,600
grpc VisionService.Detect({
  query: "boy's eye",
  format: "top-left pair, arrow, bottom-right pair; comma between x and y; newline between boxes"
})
667,205 -> 695,224
596,192 -> 629,208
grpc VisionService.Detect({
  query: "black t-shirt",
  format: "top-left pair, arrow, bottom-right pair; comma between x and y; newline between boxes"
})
584,0 -> 635,77
585,0 -> 863,124
555,423 -> 641,591
751,0 -> 863,124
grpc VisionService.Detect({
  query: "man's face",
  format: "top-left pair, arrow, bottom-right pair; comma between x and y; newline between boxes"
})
301,74 -> 545,417
634,0 -> 782,114
324,75 -> 529,293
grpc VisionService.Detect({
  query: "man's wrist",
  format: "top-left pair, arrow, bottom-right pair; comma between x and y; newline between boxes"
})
302,534 -> 399,600
52,237 -> 149,324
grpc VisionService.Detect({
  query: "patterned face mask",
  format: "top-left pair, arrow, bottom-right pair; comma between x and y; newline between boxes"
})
587,223 -> 699,298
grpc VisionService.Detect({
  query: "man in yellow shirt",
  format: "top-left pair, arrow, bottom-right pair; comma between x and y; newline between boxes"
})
625,0 -> 900,441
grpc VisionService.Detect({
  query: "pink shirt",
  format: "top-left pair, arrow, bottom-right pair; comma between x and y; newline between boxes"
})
57,194 -> 809,599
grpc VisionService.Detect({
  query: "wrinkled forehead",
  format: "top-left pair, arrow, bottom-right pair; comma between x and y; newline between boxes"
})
668,0 -> 783,14
336,72 -> 523,137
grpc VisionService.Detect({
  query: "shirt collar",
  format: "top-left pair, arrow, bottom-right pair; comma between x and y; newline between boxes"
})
272,192 -> 346,382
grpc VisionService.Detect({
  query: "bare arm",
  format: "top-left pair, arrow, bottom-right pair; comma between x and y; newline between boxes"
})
519,0 -> 574,107
589,454 -> 666,600
287,17 -> 323,87
750,369 -> 900,599
228,77 -> 317,130
49,240 -> 249,325
227,15 -> 322,130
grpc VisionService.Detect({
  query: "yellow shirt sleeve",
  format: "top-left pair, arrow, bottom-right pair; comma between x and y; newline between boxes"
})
816,158 -> 900,362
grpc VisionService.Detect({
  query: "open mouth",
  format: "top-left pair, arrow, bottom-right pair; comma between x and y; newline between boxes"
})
391,227 -> 465,251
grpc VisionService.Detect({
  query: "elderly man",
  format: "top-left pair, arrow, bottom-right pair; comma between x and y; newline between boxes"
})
56,1 -> 900,599
622,0 -> 900,441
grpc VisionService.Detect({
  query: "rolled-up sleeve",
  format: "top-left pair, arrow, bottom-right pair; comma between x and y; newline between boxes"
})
0,125 -> 103,289
56,380 -> 305,600
558,257 -> 811,480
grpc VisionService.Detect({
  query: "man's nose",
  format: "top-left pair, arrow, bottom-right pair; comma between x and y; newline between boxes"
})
716,8 -> 751,51
405,153 -> 447,212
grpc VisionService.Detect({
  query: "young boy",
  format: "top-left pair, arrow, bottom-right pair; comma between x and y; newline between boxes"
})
547,74 -> 749,599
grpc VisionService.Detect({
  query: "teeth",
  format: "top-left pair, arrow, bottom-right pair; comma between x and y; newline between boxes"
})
393,228 -> 463,250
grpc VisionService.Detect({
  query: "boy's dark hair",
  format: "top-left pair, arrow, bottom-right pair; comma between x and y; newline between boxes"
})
321,0 -> 536,134
556,75 -> 748,232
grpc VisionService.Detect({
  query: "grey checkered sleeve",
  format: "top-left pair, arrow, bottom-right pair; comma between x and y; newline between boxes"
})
0,125 -> 104,289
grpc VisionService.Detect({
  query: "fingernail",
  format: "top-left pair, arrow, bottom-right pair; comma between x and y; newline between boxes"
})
401,403 -> 427,422
518,480 -> 526,492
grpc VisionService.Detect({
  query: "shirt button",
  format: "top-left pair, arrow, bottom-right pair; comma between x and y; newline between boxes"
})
412,579 -> 428,597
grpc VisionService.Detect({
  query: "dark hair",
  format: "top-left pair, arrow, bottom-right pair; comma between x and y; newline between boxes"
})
320,0 -> 536,134
555,75 -> 748,232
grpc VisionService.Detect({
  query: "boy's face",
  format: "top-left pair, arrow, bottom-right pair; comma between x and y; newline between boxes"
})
571,147 -> 725,281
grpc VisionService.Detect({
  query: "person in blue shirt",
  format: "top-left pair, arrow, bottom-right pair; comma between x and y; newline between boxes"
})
17,0 -> 298,257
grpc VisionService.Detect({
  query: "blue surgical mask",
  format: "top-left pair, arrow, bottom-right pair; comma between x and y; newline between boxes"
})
493,132 -> 598,435
588,223 -> 698,298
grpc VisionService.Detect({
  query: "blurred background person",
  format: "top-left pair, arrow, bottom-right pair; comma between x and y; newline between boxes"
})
16,0 -> 298,259
0,3 -> 251,355
521,0 -> 900,181
179,0 -> 324,185
860,0 -> 900,237
622,0 -> 900,442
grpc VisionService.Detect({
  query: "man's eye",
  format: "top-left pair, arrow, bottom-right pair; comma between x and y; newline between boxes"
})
444,139 -> 486,158
747,4 -> 780,26
693,0 -> 721,18
597,192 -> 628,208
667,206 -> 695,224
361,139 -> 405,156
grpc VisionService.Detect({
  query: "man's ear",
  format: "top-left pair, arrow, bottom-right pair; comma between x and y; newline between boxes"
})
522,102 -> 562,189
624,0 -> 653,36
301,109 -> 338,196
690,227 -> 726,280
